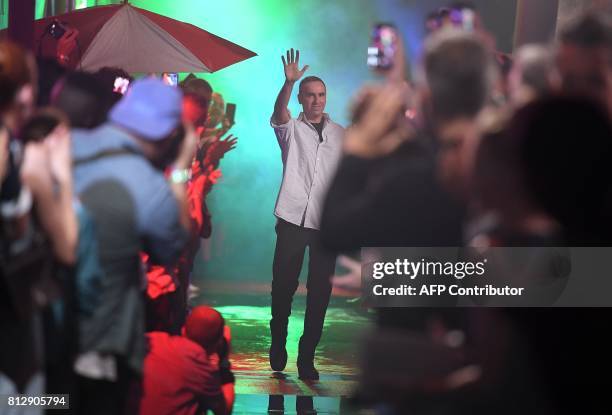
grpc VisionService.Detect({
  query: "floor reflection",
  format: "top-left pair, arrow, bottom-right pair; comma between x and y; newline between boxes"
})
268,394 -> 316,414
233,393 -> 360,414
193,290 -> 371,414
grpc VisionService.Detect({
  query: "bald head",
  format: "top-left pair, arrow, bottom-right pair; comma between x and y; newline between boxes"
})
184,306 -> 224,350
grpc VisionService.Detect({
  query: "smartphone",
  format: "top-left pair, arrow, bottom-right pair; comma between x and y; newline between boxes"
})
225,103 -> 236,125
367,23 -> 398,70
114,77 -> 130,95
48,20 -> 67,40
162,72 -> 179,87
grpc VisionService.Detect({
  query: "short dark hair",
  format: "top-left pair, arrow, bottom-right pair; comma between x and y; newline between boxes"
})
183,91 -> 209,111
52,71 -> 112,129
298,76 -> 326,94
424,30 -> 495,121
560,11 -> 612,49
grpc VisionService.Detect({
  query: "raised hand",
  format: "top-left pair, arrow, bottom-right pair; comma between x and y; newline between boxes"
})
281,48 -> 309,83
205,134 -> 238,166
216,134 -> 238,153
344,83 -> 414,158
57,27 -> 79,66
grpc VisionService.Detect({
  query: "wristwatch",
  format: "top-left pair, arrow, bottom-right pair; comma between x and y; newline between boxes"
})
169,167 -> 191,184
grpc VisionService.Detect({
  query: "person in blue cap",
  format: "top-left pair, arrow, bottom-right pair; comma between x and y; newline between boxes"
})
70,77 -> 196,415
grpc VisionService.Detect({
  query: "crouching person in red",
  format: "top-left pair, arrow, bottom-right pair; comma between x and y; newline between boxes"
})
140,306 -> 235,415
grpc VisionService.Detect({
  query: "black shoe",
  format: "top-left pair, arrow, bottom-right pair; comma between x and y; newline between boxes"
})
297,361 -> 319,380
269,341 -> 288,372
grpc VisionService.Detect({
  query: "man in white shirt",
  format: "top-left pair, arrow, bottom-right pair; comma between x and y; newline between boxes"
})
269,48 -> 344,380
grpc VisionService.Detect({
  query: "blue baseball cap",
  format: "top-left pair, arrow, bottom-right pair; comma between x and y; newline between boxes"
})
109,77 -> 183,141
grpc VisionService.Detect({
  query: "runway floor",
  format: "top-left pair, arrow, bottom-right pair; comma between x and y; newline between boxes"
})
194,282 -> 372,414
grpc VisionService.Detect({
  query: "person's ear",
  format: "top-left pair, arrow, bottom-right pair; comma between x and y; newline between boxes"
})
297,92 -> 303,105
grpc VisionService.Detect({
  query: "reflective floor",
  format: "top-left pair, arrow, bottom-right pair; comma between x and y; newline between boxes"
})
194,281 -> 372,414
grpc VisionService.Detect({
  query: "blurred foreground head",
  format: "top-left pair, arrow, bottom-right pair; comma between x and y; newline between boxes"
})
52,71 -> 113,129
110,77 -> 183,141
0,41 -> 31,110
421,29 -> 497,196
180,75 -> 213,136
0,41 -> 36,130
422,29 -> 497,124
109,78 -> 184,168
508,44 -> 556,107
181,74 -> 213,107
557,11 -> 612,117
517,96 -> 612,244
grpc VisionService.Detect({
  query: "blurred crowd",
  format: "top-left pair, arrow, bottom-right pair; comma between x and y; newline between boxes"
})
320,3 -> 612,415
1,1 -> 611,415
1,27 -> 237,415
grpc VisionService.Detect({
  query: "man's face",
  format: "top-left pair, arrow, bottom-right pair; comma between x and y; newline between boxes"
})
557,43 -> 612,118
298,81 -> 326,121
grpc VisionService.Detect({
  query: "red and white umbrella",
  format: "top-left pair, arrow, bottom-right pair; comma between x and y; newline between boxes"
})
7,2 -> 256,73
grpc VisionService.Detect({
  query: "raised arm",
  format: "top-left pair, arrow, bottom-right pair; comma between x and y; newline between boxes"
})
21,123 -> 78,264
273,48 -> 309,125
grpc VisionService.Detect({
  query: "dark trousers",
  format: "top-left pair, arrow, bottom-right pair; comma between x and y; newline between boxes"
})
75,358 -> 141,415
271,219 -> 336,361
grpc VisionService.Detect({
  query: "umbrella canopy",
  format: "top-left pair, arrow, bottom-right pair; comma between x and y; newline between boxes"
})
4,3 -> 256,73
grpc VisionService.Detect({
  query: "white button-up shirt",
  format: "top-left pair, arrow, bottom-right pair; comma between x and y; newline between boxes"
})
271,112 -> 344,230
